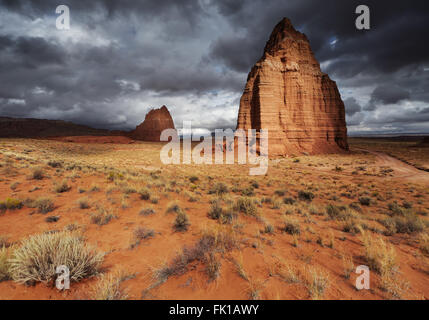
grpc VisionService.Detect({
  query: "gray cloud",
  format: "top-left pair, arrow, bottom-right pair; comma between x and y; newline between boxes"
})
0,0 -> 428,134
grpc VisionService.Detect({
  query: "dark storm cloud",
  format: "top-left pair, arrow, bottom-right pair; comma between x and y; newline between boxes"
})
0,0 -> 428,133
344,97 -> 362,116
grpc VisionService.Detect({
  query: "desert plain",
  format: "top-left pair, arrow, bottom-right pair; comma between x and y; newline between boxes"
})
0,136 -> 428,300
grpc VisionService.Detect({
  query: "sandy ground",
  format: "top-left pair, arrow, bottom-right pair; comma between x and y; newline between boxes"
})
0,137 -> 428,300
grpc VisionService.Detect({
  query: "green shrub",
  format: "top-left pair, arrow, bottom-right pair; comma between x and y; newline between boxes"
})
381,213 -> 425,235
8,232 -> 103,284
0,198 -> 23,211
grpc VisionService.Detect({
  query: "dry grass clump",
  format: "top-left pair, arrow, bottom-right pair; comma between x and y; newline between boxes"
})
131,227 -> 155,248
306,268 -> 330,300
298,190 -> 315,202
139,207 -> 155,216
31,167 -> 44,180
342,254 -> 354,279
77,197 -> 90,209
90,272 -> 129,300
8,231 -> 104,284
138,187 -> 151,200
166,201 -> 181,214
53,180 -> 71,193
361,231 -> 397,275
0,246 -> 11,282
91,208 -> 117,226
274,259 -> 300,284
33,198 -> 55,214
205,251 -> 221,282
208,182 -> 229,195
380,213 -> 425,235
282,217 -> 301,235
419,233 -> 429,255
233,197 -> 258,217
208,199 -> 223,220
173,210 -> 190,232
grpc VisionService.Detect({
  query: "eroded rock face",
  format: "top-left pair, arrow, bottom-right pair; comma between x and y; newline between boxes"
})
236,18 -> 348,156
130,105 -> 175,141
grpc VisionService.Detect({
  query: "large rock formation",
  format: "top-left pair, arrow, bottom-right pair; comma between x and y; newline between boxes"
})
236,18 -> 348,156
130,105 -> 175,141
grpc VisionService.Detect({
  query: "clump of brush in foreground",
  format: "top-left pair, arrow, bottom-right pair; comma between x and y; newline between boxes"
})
90,272 -> 129,300
8,231 -> 104,285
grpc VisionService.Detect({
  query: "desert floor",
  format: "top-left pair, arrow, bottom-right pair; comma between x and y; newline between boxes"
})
0,137 -> 428,300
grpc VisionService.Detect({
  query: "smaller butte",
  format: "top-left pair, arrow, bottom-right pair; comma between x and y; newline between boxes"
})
130,105 -> 176,142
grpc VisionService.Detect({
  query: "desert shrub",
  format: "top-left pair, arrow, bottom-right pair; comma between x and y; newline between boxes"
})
342,254 -> 354,279
402,201 -> 413,209
34,198 -> 55,214
91,208 -> 116,226
53,180 -> 71,193
419,233 -> 429,255
45,215 -> 60,223
342,218 -> 361,235
208,200 -> 223,220
31,167 -> 44,180
362,232 -> 397,275
250,181 -> 259,189
8,232 -> 103,284
283,197 -> 296,205
263,223 -> 274,234
47,160 -> 62,168
166,201 -> 181,214
138,188 -> 151,200
0,198 -> 23,211
358,197 -> 372,206
298,190 -> 315,202
241,187 -> 255,197
209,182 -> 229,195
274,190 -> 286,197
139,207 -> 155,216
204,252 -> 221,282
306,268 -> 330,300
189,176 -> 199,183
174,211 -> 190,232
131,227 -> 155,248
0,246 -> 11,281
90,272 -> 128,300
150,196 -> 159,204
219,207 -> 237,225
77,197 -> 90,209
283,217 -> 301,235
233,197 -> 258,217
381,213 -> 424,235
107,171 -> 124,182
325,204 -> 349,220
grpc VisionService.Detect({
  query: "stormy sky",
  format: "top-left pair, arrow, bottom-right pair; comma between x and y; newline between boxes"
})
0,0 -> 428,135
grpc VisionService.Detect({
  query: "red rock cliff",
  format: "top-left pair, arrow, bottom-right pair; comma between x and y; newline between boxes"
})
130,105 -> 175,142
236,18 -> 348,156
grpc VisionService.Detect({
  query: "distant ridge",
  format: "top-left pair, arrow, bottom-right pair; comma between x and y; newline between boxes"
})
0,116 -> 112,138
